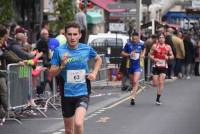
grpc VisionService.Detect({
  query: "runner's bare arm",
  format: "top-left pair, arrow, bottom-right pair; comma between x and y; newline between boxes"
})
49,57 -> 66,77
149,44 -> 156,61
87,54 -> 102,81
49,65 -> 63,77
140,48 -> 146,58
121,51 -> 130,58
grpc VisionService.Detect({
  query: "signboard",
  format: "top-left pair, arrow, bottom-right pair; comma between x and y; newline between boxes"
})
110,11 -> 136,18
43,0 -> 54,13
192,0 -> 200,8
109,23 -> 125,32
108,3 -> 137,9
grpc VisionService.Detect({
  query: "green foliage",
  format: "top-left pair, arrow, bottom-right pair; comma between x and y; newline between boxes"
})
0,0 -> 14,24
51,0 -> 76,32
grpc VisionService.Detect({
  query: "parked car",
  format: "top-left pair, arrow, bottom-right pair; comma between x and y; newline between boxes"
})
87,32 -> 129,64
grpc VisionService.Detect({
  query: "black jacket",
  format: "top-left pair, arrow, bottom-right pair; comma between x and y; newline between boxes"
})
183,37 -> 195,63
36,38 -> 50,67
0,48 -> 22,77
8,40 -> 34,60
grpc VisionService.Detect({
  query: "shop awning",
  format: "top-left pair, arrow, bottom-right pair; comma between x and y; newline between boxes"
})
86,11 -> 103,24
164,11 -> 200,19
90,0 -> 126,13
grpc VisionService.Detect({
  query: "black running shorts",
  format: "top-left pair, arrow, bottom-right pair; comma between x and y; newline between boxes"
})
152,67 -> 167,75
61,95 -> 89,118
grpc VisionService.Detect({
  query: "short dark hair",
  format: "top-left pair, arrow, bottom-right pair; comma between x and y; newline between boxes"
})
0,25 -> 7,38
65,21 -> 81,33
151,34 -> 157,39
157,33 -> 165,38
131,32 -> 139,37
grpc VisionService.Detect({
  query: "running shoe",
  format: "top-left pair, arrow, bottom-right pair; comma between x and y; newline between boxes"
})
0,117 -> 6,126
130,99 -> 135,105
186,76 -> 191,80
156,101 -> 162,105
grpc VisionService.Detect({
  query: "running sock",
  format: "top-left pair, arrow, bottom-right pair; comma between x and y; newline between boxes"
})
156,94 -> 161,102
130,98 -> 135,105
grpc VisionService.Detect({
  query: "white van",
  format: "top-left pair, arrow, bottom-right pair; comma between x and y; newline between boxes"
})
87,32 -> 129,63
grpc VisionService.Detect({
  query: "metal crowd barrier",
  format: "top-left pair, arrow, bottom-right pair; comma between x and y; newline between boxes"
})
1,54 -> 110,125
139,56 -> 152,89
32,60 -> 58,114
88,54 -> 109,87
7,64 -> 31,109
1,61 -> 61,125
6,64 -> 32,124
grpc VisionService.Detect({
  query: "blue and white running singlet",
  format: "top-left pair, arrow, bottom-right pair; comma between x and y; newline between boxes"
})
123,41 -> 145,73
51,43 -> 97,97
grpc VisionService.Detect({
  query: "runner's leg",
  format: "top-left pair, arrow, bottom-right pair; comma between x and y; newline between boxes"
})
64,117 -> 74,134
131,72 -> 141,98
74,107 -> 87,134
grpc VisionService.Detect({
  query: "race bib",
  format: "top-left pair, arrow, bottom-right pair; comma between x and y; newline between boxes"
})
156,59 -> 166,67
130,52 -> 140,60
67,70 -> 86,83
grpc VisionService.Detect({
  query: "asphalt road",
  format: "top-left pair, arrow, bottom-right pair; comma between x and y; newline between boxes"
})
0,82 -> 126,134
1,77 -> 200,134
85,77 -> 200,134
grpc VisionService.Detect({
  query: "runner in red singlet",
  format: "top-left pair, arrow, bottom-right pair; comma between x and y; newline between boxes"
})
149,33 -> 174,105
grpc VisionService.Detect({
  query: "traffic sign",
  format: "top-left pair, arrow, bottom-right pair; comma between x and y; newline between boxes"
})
109,23 -> 125,32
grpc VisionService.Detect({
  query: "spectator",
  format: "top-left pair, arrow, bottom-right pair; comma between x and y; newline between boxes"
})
8,28 -> 35,60
183,34 -> 195,79
75,7 -> 87,43
35,28 -> 52,94
172,31 -> 185,78
36,29 -> 50,67
41,21 -> 50,31
37,21 -> 52,40
165,28 -> 176,79
144,34 -> 157,80
194,39 -> 200,76
0,25 -> 23,124
59,28 -> 65,35
119,57 -> 131,91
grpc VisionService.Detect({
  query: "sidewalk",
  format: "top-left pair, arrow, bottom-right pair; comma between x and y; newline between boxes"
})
91,77 -> 176,89
91,80 -> 121,89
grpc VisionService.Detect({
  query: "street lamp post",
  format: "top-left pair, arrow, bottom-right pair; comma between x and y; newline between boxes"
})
136,0 -> 141,36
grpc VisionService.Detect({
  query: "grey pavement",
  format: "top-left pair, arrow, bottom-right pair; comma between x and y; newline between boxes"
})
85,76 -> 200,134
0,80 -> 127,134
0,78 -> 177,134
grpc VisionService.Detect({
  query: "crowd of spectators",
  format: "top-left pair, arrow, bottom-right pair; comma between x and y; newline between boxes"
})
143,26 -> 200,81
0,21 -> 55,123
119,25 -> 200,92
1,20 -> 200,124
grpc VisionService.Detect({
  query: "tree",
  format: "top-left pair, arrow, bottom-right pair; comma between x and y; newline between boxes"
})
0,0 -> 14,24
50,0 -> 76,32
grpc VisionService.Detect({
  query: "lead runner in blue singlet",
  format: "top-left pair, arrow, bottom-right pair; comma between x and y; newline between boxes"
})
49,22 -> 102,134
121,32 -> 145,106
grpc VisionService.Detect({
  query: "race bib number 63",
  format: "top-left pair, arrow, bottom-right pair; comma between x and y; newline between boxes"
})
67,70 -> 86,83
